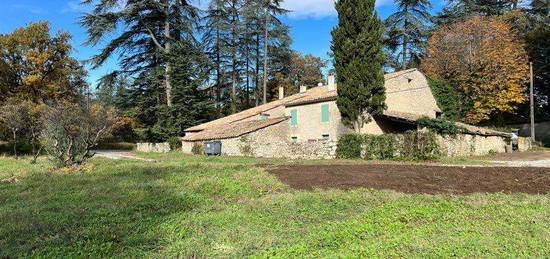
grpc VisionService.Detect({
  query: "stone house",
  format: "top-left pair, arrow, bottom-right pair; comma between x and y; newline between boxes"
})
181,69 -> 518,158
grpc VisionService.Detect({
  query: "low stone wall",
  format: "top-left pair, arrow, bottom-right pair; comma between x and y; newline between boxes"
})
184,138 -> 336,159
136,142 -> 170,153
437,134 -> 510,157
183,130 -> 523,159
182,120 -> 337,159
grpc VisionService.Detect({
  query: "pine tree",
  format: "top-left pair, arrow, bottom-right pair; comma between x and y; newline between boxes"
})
331,0 -> 386,132
80,0 -> 200,106
384,0 -> 432,69
435,0 -> 518,25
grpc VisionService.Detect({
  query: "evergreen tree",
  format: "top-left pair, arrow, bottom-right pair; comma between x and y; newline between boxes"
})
331,0 -> 386,132
435,0 -> 518,25
80,0 -> 200,106
384,0 -> 432,69
261,0 -> 288,104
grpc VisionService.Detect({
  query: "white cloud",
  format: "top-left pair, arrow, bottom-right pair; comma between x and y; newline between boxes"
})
282,0 -> 393,19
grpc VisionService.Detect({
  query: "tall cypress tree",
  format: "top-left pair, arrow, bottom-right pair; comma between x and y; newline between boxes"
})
331,0 -> 386,132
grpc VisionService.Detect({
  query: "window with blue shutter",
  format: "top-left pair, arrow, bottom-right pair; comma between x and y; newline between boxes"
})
321,104 -> 329,123
290,109 -> 297,126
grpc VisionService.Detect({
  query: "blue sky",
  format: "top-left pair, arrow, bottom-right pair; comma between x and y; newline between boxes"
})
1,0 -> 445,86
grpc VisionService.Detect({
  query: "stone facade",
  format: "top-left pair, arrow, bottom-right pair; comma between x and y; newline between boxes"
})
384,70 -> 441,118
437,134 -> 510,157
182,120 -> 337,159
136,142 -> 171,153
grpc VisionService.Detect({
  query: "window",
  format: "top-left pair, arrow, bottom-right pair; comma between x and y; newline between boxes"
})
321,104 -> 329,123
291,136 -> 298,142
290,109 -> 298,126
260,114 -> 269,120
322,134 -> 330,140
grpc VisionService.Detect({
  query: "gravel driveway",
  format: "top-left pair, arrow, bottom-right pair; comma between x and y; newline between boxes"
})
93,150 -> 152,161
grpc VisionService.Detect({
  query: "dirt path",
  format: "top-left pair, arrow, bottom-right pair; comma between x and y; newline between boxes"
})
270,164 -> 550,194
93,150 -> 152,161
479,151 -> 550,168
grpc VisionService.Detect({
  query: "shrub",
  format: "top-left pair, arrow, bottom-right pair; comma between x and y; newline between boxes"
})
363,134 -> 398,160
167,137 -> 182,151
336,134 -> 363,159
400,131 -> 441,160
336,132 -> 441,161
191,142 -> 204,155
41,103 -> 119,168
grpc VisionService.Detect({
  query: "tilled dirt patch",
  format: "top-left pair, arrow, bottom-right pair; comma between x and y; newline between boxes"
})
269,164 -> 550,194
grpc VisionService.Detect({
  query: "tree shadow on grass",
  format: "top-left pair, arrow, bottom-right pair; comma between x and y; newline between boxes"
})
0,162 -> 206,257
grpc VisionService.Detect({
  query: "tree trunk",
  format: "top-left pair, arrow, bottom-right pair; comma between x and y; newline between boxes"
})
216,28 -> 222,114
262,6 -> 269,104
255,33 -> 261,107
230,0 -> 238,114
12,130 -> 17,159
164,1 -> 172,106
401,18 -> 408,70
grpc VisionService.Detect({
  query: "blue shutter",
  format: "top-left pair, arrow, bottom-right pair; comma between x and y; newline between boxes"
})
290,109 -> 297,126
321,104 -> 329,122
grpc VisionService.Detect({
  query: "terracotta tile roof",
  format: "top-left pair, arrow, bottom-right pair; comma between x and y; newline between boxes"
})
286,88 -> 337,106
380,111 -> 511,137
185,94 -> 306,132
183,117 -> 289,141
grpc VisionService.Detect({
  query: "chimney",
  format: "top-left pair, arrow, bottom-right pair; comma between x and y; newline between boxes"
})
328,73 -> 336,91
279,87 -> 284,100
300,85 -> 307,93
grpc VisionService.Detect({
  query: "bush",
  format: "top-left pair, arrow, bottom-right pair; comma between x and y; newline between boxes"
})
400,131 -> 441,160
363,135 -> 398,160
41,103 -> 119,168
167,137 -> 182,151
336,132 -> 441,161
191,142 -> 204,155
0,139 -> 33,155
336,134 -> 364,159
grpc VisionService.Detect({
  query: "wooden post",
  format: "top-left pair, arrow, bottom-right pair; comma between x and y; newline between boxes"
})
530,62 -> 535,142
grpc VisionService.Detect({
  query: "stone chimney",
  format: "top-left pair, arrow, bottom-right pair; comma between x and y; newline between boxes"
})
300,85 -> 307,93
279,87 -> 284,100
328,73 -> 336,91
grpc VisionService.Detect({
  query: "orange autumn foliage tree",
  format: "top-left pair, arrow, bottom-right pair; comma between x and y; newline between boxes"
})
0,21 -> 87,105
421,16 -> 529,124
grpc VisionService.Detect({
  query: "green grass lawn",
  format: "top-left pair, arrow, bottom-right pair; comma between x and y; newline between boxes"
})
1,153 -> 549,258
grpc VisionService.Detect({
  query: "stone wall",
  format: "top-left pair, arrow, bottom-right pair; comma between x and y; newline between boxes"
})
136,142 -> 171,153
182,120 -> 337,159
437,134 -> 510,157
183,121 -> 526,159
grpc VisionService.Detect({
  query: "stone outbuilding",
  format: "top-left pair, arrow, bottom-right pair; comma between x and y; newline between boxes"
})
181,69 -> 519,158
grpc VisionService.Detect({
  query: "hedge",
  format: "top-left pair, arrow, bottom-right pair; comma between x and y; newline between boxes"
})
336,131 -> 441,161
